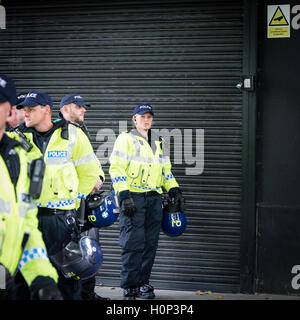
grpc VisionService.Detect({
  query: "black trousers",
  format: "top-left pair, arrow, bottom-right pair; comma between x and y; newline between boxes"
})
119,192 -> 163,289
14,209 -> 83,300
37,210 -> 82,300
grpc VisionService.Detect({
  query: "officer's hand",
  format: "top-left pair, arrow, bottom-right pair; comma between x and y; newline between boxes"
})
91,177 -> 103,194
38,283 -> 63,300
121,197 -> 137,217
168,187 -> 185,212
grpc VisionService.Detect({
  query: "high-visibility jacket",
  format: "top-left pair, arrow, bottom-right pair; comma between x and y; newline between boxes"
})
109,129 -> 179,194
53,118 -> 105,182
0,135 -> 58,286
8,121 -> 101,209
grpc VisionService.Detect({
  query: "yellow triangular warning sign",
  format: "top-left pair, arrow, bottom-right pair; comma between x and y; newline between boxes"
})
269,6 -> 289,26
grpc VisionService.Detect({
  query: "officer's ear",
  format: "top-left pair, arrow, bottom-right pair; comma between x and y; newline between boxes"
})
132,115 -> 137,123
7,105 -> 13,117
61,104 -> 70,116
43,105 -> 52,114
61,105 -> 66,114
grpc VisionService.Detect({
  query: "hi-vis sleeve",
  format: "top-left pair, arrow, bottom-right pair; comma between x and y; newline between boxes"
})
19,205 -> 58,286
109,132 -> 132,194
161,158 -> 179,192
72,127 -> 101,199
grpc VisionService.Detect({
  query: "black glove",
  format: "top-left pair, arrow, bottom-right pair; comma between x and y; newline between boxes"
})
121,197 -> 137,217
119,190 -> 137,217
168,187 -> 185,212
38,283 -> 63,300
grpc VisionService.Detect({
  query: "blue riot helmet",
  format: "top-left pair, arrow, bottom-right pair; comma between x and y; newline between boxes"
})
50,236 -> 103,280
162,195 -> 186,237
86,190 -> 119,228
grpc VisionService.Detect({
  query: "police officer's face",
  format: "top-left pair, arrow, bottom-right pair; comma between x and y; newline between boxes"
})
134,112 -> 153,131
68,104 -> 86,124
23,105 -> 48,128
7,106 -> 25,127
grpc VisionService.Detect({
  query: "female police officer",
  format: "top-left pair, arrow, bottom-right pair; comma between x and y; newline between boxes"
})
109,104 -> 185,300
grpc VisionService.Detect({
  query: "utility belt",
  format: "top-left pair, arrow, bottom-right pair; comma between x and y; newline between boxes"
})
38,207 -> 81,242
131,191 -> 159,197
38,207 -> 76,216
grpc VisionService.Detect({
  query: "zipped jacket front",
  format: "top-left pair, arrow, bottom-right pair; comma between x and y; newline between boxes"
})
109,129 -> 179,194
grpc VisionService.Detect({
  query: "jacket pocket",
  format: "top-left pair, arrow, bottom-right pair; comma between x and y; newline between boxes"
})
49,165 -> 78,199
127,161 -> 141,180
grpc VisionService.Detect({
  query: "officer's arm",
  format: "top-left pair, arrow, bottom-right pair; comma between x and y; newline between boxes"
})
160,143 -> 179,192
92,155 -> 105,192
19,204 -> 58,288
72,128 -> 101,198
98,165 -> 105,183
109,133 -> 130,194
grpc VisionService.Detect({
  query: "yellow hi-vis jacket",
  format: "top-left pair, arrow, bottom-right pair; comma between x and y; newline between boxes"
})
8,121 -> 102,209
0,135 -> 58,285
109,129 -> 179,194
53,118 -> 105,183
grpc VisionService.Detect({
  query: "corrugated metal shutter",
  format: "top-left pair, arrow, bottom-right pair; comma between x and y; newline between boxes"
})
2,0 -> 243,292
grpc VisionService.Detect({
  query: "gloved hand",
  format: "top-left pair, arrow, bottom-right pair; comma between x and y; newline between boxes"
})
38,283 -> 63,300
121,197 -> 137,217
168,187 -> 185,212
119,190 -> 137,217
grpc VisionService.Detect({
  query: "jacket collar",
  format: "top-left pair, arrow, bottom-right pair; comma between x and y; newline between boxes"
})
0,133 -> 21,158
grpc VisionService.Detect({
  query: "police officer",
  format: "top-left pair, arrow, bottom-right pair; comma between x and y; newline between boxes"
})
59,93 -> 104,192
13,90 -> 101,300
0,74 -> 62,300
109,104 -> 185,300
59,93 -> 109,300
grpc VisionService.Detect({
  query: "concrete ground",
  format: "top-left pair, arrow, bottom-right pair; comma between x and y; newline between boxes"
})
95,285 -> 300,300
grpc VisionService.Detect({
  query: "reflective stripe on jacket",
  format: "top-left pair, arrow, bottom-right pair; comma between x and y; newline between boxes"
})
109,129 -> 179,194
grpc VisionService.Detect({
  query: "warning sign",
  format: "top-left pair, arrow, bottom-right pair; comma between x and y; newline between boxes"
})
267,5 -> 290,38
269,6 -> 289,26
